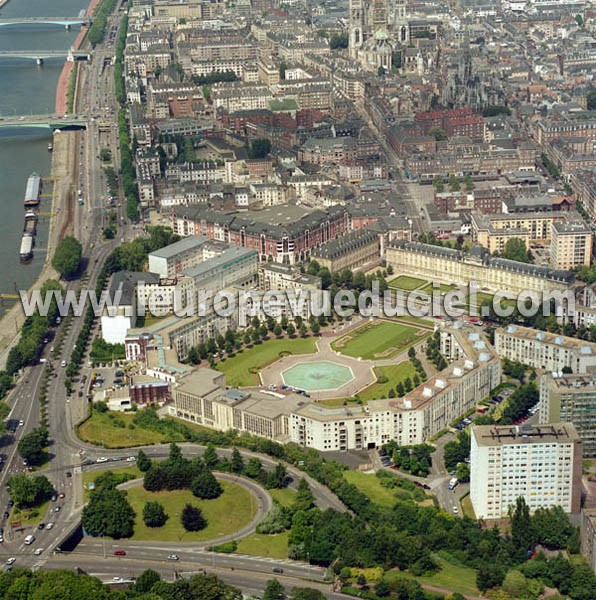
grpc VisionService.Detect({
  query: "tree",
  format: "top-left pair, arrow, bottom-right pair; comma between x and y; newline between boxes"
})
463,174 -> 475,191
429,127 -> 447,141
501,238 -> 532,264
245,457 -> 262,479
299,324 -> 308,337
82,487 -> 135,539
18,427 -> 49,466
52,235 -> 82,279
191,470 -> 223,499
231,447 -> 244,474
448,174 -> 461,192
294,478 -> 315,512
329,33 -> 348,49
433,176 -> 444,193
575,14 -> 583,27
264,579 -> 286,600
181,503 -> 206,531
134,569 -> 162,594
143,501 -> 168,527
248,138 -> 271,159
510,496 -> 535,556
310,321 -> 320,335
274,324 -> 283,338
532,505 -> 574,549
204,443 -> 218,468
137,449 -> 152,472
7,474 -> 53,508
286,323 -> 296,337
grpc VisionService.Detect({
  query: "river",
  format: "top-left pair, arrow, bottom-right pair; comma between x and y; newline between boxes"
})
0,0 -> 87,309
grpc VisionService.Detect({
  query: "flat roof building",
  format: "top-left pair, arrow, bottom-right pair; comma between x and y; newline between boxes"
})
470,423 -> 582,519
495,325 -> 596,374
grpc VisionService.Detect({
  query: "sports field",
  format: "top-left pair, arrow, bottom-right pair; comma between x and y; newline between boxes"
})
332,320 -> 428,360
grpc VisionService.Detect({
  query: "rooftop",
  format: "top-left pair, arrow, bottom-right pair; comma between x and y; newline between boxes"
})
472,423 -> 580,446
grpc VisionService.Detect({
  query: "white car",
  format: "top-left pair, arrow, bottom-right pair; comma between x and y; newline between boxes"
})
6,558 -> 16,565
34,548 -> 43,555
96,457 -> 109,463
453,506 -> 459,514
46,523 -> 54,530
168,554 -> 179,561
126,456 -> 136,462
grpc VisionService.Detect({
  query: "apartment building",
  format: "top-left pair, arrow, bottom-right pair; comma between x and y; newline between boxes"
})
540,373 -> 596,457
386,241 -> 574,296
495,325 -> 596,374
172,368 -> 306,441
291,322 -> 500,450
470,423 -> 582,519
550,220 -> 593,270
148,236 -> 211,278
310,228 -> 380,273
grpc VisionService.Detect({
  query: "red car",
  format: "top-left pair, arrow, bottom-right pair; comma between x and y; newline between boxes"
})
114,550 -> 126,556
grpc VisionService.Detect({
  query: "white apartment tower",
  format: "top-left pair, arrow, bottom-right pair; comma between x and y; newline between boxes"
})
470,423 -> 582,519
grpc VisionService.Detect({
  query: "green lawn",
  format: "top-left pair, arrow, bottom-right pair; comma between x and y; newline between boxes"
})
387,315 -> 434,328
9,499 -> 50,528
387,554 -> 480,596
125,479 -> 256,542
270,487 -> 296,508
236,531 -> 289,559
359,362 -> 420,402
388,275 -> 427,291
419,283 -> 456,295
82,465 -> 142,500
216,336 -> 318,387
78,411 -> 179,448
332,320 -> 428,360
343,471 -> 399,508
319,397 -> 361,407
461,494 -> 476,519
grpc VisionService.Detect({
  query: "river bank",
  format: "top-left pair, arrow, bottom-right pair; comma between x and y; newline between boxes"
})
0,0 -> 100,366
0,130 -> 76,368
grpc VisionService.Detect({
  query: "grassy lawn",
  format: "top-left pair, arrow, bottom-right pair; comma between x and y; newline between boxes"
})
216,336 -> 318,387
125,479 -> 256,542
319,397 -> 360,407
332,320 -> 428,360
270,487 -> 296,508
9,499 -> 50,528
419,283 -> 456,295
388,275 -> 427,291
387,315 -> 434,328
359,362 -> 420,402
82,465 -> 142,500
236,531 -> 289,559
461,494 -> 476,519
343,471 -> 399,508
78,411 -> 179,448
387,554 -> 480,596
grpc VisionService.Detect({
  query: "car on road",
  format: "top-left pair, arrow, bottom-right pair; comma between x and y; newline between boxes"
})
126,456 -> 135,462
59,492 -> 65,499
38,523 -> 45,530
114,550 -> 126,556
112,576 -> 123,582
18,420 -> 24,427
272,567 -> 284,574
34,548 -> 43,555
66,471 -> 72,478
453,507 -> 459,514
7,500 -> 14,508
111,457 -> 121,462
46,523 -> 54,530
6,558 -> 15,565
54,506 -> 61,513
61,360 -> 67,368
51,493 -> 57,502
3,512 -> 8,520
96,457 -> 108,463
168,554 -> 179,561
